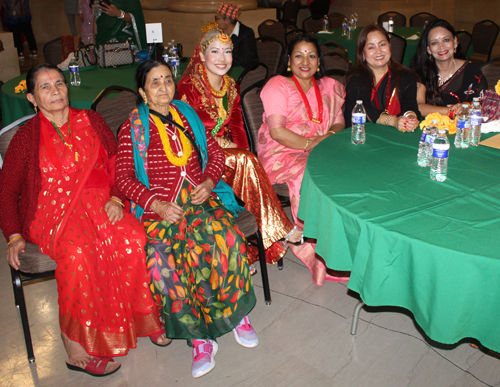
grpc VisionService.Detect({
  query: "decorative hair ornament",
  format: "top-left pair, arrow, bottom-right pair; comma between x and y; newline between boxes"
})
200,22 -> 233,52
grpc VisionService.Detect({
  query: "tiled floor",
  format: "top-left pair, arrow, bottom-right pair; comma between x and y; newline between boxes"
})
1,228 -> 499,387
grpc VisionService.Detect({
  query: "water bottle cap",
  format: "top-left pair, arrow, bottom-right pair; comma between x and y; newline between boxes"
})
431,120 -> 438,124
462,103 -> 468,107
438,128 -> 446,133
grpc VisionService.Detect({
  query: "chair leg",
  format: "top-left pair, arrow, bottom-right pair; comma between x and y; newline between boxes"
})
277,258 -> 283,270
255,230 -> 272,305
10,267 -> 35,362
350,301 -> 365,335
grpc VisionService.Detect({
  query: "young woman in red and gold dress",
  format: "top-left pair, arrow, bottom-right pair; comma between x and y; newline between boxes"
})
177,23 -> 297,271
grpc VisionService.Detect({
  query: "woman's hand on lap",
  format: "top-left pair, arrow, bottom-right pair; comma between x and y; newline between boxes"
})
105,199 -> 124,225
151,200 -> 184,224
6,235 -> 26,270
191,178 -> 214,205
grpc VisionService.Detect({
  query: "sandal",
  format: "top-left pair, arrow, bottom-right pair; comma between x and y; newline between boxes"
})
249,264 -> 258,276
282,226 -> 304,246
150,327 -> 172,347
66,356 -> 120,377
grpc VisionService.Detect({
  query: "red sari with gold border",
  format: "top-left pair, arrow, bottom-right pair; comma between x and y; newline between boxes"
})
28,108 -> 161,356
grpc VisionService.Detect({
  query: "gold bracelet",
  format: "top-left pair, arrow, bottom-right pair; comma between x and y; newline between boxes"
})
303,138 -> 310,151
7,235 -> 22,246
328,130 -> 336,135
110,197 -> 125,207
404,111 -> 417,118
383,114 -> 392,126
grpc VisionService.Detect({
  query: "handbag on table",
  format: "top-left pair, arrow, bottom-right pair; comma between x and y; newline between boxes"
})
98,41 -> 134,68
481,89 -> 500,123
74,44 -> 98,67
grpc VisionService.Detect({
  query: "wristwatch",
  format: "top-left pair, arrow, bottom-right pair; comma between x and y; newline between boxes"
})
118,10 -> 125,19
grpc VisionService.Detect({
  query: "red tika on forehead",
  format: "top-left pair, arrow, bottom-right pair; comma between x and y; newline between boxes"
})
217,2 -> 240,20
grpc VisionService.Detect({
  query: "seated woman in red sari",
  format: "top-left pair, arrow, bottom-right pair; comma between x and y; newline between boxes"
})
0,64 -> 166,377
344,24 -> 421,130
177,23 -> 296,272
116,60 -> 258,379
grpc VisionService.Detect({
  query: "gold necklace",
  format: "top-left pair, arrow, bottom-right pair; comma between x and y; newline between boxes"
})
437,60 -> 456,87
153,110 -> 192,167
199,64 -> 230,98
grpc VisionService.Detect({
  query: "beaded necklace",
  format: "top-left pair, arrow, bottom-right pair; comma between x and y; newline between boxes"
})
50,118 -> 79,163
199,64 -> 230,136
153,107 -> 192,167
291,75 -> 323,124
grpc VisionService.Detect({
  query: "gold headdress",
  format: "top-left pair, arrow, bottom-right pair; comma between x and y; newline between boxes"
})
200,22 -> 233,51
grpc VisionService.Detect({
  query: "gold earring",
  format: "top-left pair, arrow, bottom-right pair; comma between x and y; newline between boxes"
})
34,105 -> 38,113
317,68 -> 320,72
287,64 -> 291,72
143,96 -> 148,105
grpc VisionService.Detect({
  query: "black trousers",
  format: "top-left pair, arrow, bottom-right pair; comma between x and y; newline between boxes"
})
6,21 -> 38,54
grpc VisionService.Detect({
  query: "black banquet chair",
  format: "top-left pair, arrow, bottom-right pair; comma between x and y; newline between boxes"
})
237,62 -> 269,95
302,16 -> 327,34
258,19 -> 286,47
256,36 -> 284,76
409,12 -> 438,28
42,37 -> 63,66
328,12 -> 347,29
479,57 -> 500,89
456,30 -> 473,60
279,0 -> 301,30
471,20 -> 500,62
0,114 -> 57,363
378,11 -> 406,27
389,33 -> 407,64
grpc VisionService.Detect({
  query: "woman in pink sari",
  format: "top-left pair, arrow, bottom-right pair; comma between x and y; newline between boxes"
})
258,34 -> 348,286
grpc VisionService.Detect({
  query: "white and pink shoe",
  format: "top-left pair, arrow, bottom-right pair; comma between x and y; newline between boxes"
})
233,316 -> 259,348
191,339 -> 218,378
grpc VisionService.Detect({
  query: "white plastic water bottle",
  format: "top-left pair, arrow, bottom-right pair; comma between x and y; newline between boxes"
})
417,120 -> 438,167
169,45 -> 180,78
162,45 -> 169,64
351,100 -> 366,145
455,103 -> 471,148
353,13 -> 358,30
347,21 -> 353,40
430,128 -> 450,182
322,15 -> 329,31
470,100 -> 482,146
388,17 -> 394,33
69,56 -> 81,86
342,18 -> 348,36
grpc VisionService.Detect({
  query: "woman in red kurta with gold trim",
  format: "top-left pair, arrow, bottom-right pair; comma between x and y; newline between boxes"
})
0,64 -> 166,377
177,24 -> 296,269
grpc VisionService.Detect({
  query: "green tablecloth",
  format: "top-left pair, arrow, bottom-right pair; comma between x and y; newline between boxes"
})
1,62 -> 244,126
317,27 -> 474,68
298,124 -> 500,351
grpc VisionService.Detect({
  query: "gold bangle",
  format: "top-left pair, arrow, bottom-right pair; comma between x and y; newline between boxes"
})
7,235 -> 22,246
383,114 -> 392,126
328,130 -> 336,135
303,138 -> 310,151
110,197 -> 125,207
404,111 -> 417,118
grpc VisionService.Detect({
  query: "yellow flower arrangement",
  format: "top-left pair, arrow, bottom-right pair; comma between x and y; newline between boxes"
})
14,80 -> 27,94
419,112 -> 456,134
495,79 -> 500,95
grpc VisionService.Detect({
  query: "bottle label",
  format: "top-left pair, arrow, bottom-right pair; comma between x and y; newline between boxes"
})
425,134 -> 435,145
170,59 -> 180,66
471,112 -> 482,126
420,132 -> 426,142
352,113 -> 366,124
456,119 -> 470,129
432,143 -> 450,158
69,66 -> 78,73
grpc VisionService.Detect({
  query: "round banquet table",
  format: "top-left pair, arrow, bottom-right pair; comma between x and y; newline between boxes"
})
316,26 -> 474,67
298,123 -> 500,351
1,62 -> 244,126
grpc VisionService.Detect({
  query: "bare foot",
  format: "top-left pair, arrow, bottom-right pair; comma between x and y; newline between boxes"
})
155,333 -> 172,346
62,332 -> 121,374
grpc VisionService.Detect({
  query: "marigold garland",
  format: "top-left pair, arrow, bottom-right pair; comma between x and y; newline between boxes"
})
495,79 -> 500,96
153,109 -> 192,167
15,80 -> 27,94
419,112 -> 456,135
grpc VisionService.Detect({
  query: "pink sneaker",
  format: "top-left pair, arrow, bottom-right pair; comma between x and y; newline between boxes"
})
191,339 -> 218,378
233,316 -> 259,348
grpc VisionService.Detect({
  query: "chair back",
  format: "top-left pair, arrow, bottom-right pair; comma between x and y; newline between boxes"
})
256,37 -> 284,76
456,30 -> 472,60
303,16 -> 327,33
91,86 -> 137,138
389,33 -> 407,64
328,12 -> 347,29
240,84 -> 265,154
323,51 -> 351,73
378,11 -> 406,27
472,20 -> 500,61
479,57 -> 500,89
280,0 -> 301,29
409,12 -> 437,27
285,28 -> 307,47
42,37 -> 63,66
237,62 -> 268,96
325,69 -> 348,85
0,115 -> 36,168
258,20 -> 286,46
320,41 -> 348,57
